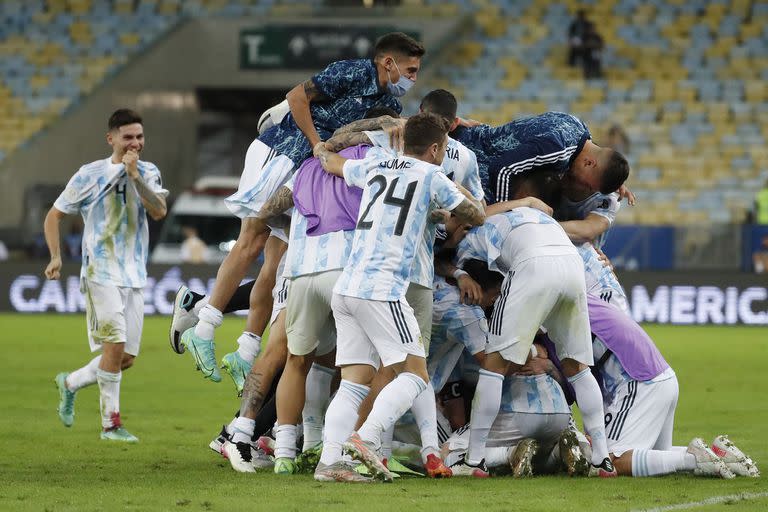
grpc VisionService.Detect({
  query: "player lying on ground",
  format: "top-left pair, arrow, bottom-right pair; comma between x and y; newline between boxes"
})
46,109 -> 167,442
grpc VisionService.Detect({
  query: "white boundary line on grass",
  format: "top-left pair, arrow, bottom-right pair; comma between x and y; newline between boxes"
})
632,491 -> 768,512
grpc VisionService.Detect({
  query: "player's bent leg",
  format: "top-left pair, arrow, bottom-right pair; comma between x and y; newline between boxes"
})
452,352 -> 508,478
561,359 -> 616,477
622,440 -> 734,479
185,218 -> 269,381
316,364 -> 375,483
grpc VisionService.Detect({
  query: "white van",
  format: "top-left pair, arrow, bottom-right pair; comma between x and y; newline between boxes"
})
150,176 -> 242,264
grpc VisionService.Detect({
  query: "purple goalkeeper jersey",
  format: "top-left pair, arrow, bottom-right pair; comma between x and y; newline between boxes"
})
292,144 -> 369,236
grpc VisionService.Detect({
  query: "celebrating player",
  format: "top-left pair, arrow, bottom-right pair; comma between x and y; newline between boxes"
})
180,32 -> 426,385
46,109 -> 168,442
311,113 -> 484,482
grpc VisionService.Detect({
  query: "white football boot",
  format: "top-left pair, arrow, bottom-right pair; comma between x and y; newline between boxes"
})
711,435 -> 760,477
687,438 -> 734,479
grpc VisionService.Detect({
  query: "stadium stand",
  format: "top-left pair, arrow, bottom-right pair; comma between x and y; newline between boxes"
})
421,0 -> 768,225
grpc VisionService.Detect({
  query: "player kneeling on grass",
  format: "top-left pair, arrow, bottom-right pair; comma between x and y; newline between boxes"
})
311,112 -> 485,483
586,296 -> 759,479
45,109 -> 168,442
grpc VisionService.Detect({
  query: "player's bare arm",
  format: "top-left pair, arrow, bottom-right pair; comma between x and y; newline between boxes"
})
324,131 -> 373,153
257,185 -> 294,222
331,115 -> 402,138
313,143 -> 348,177
450,197 -> 485,227
559,212 -> 610,243
43,207 -> 67,280
285,79 -> 329,148
123,150 -> 167,220
485,196 -> 553,217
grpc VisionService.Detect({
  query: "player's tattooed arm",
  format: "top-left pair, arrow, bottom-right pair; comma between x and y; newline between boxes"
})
324,131 -> 373,152
123,149 -> 167,220
258,186 -> 294,222
130,174 -> 167,220
285,79 -> 328,147
313,143 -> 348,177
451,198 -> 485,227
331,115 -> 402,138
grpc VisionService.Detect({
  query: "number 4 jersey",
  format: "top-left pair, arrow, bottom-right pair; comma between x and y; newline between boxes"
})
335,146 -> 466,301
54,157 -> 168,289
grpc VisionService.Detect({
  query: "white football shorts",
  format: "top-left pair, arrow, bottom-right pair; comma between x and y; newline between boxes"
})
285,270 -> 341,357
83,279 -> 143,356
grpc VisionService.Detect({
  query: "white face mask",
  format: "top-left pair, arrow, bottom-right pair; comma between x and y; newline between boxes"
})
385,60 -> 415,97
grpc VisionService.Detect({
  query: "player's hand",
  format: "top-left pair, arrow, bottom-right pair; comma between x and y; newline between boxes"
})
525,196 -> 553,216
385,125 -> 404,153
457,117 -> 483,128
457,274 -> 482,305
122,149 -> 139,179
429,209 -> 450,224
595,246 -> 614,271
313,142 -> 327,157
45,257 -> 62,280
617,184 -> 635,206
517,357 -> 551,376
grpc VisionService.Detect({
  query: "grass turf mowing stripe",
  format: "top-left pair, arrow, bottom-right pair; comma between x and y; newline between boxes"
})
632,491 -> 768,512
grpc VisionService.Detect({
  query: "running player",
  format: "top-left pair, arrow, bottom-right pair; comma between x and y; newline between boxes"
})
311,113 -> 485,482
448,171 -> 617,478
180,33 -> 425,384
46,109 -> 168,442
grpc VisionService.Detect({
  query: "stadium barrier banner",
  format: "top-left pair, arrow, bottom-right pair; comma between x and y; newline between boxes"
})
240,26 -> 420,69
1,264 -> 766,325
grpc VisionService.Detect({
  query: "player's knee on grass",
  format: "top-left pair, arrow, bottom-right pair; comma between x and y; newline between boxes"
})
610,451 -> 633,476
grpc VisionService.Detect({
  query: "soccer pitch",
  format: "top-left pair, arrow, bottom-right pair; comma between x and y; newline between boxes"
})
2,314 -> 767,512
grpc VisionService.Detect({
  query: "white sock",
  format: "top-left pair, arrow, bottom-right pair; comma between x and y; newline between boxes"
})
319,380 -> 369,466
380,424 -> 395,461
194,304 -> 223,340
231,416 -> 255,444
411,382 -> 440,462
96,368 -> 121,430
67,355 -> 101,391
467,369 -> 504,465
358,372 -> 427,449
236,332 -> 261,363
485,446 -> 512,468
302,363 -> 334,450
192,296 -> 208,317
568,368 -> 610,465
631,449 -> 697,476
274,424 -> 298,459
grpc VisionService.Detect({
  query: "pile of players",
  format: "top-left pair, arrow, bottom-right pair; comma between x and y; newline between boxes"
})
51,32 -> 759,482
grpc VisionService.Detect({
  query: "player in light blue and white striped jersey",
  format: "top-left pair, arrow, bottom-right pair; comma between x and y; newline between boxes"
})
558,184 -> 628,312
45,109 -> 167,442
312,112 -> 485,481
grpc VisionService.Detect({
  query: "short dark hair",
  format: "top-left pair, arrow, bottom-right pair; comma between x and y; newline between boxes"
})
462,259 -> 504,290
600,150 -> 630,194
374,32 -> 425,59
404,112 -> 449,155
420,89 -> 457,124
364,106 -> 400,119
108,109 -> 142,131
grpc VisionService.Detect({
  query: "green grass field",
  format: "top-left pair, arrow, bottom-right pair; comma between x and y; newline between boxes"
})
1,314 -> 767,511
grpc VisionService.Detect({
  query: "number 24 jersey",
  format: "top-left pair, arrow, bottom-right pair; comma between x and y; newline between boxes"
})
334,147 -> 465,301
